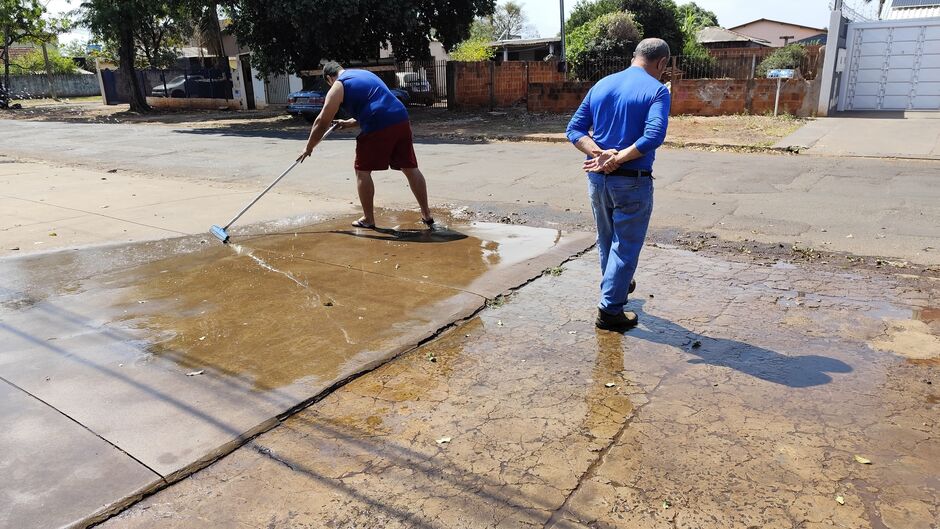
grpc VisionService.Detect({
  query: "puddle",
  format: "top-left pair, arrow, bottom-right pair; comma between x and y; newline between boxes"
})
1,212 -> 575,392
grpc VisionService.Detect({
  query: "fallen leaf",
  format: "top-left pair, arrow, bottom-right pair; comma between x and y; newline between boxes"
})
199,336 -> 206,341
436,437 -> 451,444
568,330 -> 577,335
854,455 -> 872,465
186,370 -> 205,376
605,383 -> 616,388
497,320 -> 504,326
48,232 -> 57,237
836,495 -> 845,505
691,340 -> 702,349
662,500 -> 671,509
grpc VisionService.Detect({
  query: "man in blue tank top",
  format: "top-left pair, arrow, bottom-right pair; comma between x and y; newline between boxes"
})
567,38 -> 672,332
299,61 -> 434,229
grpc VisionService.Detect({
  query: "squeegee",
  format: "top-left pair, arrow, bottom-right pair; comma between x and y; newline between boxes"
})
210,123 -> 338,243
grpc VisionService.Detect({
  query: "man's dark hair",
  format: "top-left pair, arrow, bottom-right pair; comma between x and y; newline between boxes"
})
322,61 -> 343,79
634,38 -> 671,62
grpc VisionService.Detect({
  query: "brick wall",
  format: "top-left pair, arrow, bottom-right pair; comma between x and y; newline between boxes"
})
450,61 -> 566,110
670,78 -> 817,116
452,60 -> 819,117
527,82 -> 591,113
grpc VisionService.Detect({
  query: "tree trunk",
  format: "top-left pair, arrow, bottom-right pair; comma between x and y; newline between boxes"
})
2,24 -> 10,108
42,43 -> 57,99
120,26 -> 150,112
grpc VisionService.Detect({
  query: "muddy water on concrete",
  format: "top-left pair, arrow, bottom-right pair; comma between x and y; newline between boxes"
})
1,212 -> 569,392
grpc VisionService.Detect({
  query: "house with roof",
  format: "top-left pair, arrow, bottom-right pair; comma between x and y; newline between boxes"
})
728,19 -> 829,47
696,27 -> 771,49
880,0 -> 940,19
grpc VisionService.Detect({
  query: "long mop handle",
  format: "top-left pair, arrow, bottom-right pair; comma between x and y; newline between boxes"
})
223,123 -> 338,230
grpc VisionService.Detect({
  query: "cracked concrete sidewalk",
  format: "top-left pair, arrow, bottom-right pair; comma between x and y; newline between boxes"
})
101,245 -> 938,529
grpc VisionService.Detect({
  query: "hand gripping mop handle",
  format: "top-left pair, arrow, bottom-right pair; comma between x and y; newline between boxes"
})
222,123 -> 339,231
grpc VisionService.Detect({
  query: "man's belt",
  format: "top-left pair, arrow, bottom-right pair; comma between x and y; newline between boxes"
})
607,168 -> 653,177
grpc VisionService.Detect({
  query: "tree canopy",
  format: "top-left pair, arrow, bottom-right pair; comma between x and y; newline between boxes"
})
566,0 -> 618,33
228,0 -> 495,77
617,0 -> 683,56
567,11 -> 641,79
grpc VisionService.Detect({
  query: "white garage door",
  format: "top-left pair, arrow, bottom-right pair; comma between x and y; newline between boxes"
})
840,18 -> 940,111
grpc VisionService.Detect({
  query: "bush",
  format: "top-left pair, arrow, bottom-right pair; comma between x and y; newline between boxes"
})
10,47 -> 78,75
757,44 -> 806,77
450,37 -> 496,62
567,11 -> 642,80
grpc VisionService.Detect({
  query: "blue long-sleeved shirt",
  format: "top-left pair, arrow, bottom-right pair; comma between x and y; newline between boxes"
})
566,66 -> 671,172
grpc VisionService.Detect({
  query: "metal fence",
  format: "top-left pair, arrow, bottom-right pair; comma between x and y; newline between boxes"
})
101,68 -> 233,105
570,52 -> 822,82
395,60 -> 448,108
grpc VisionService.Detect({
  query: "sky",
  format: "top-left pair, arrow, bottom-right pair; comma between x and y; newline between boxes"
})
45,0 -> 876,45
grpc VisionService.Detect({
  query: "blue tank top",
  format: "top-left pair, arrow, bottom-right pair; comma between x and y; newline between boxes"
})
338,69 -> 408,134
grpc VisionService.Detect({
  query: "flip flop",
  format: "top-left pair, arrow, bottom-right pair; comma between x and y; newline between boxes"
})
351,219 -> 376,229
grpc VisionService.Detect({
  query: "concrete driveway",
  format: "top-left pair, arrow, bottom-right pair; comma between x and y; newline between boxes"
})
777,112 -> 940,160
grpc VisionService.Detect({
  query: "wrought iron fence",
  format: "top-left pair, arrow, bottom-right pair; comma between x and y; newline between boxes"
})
395,60 -> 448,108
569,52 -> 822,82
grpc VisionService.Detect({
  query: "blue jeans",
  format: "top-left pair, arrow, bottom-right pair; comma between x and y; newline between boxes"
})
588,172 -> 654,315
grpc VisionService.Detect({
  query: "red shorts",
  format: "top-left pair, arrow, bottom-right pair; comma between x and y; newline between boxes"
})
355,120 -> 418,171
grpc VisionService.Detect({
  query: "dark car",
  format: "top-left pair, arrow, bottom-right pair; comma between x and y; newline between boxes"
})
286,88 -> 410,122
151,75 -> 204,98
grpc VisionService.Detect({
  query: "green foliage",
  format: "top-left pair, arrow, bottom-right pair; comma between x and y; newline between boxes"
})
567,0 -> 619,33
677,2 -> 714,60
757,44 -> 806,77
468,18 -> 496,41
618,0 -> 683,56
10,46 -> 77,73
450,36 -> 495,61
2,1 -> 49,64
568,11 -> 641,79
78,0 -> 189,69
228,0 -> 496,77
677,2 -> 717,28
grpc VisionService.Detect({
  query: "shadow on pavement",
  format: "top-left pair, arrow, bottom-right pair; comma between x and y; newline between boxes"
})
623,299 -> 853,388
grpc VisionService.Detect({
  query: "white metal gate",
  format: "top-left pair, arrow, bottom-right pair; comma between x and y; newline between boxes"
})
264,74 -> 291,105
839,18 -> 940,111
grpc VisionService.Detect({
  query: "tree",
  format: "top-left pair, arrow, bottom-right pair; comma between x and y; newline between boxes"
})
491,0 -> 537,40
78,0 -> 154,112
677,2 -> 716,58
11,46 -> 77,73
228,0 -> 495,78
450,36 -> 496,61
567,0 -> 619,33
1,0 -> 46,107
618,0 -> 683,56
677,2 -> 717,29
567,11 -> 641,80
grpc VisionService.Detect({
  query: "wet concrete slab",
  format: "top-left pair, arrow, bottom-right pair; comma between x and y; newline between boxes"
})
101,246 -> 938,529
0,212 -> 591,527
0,380 -> 162,529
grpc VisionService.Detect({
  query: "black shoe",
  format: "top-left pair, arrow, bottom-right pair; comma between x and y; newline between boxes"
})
595,308 -> 638,331
629,279 -> 636,294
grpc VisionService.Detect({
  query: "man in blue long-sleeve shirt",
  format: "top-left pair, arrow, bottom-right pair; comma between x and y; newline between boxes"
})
567,38 -> 671,331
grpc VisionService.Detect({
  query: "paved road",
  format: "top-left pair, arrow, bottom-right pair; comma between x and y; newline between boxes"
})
3,120 -> 938,264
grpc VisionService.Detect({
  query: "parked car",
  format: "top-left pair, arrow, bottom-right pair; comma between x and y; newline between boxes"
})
395,72 -> 435,106
151,75 -> 204,98
286,87 -> 410,123
286,90 -> 327,122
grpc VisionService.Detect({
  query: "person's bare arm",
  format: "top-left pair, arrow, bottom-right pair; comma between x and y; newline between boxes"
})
298,81 -> 345,162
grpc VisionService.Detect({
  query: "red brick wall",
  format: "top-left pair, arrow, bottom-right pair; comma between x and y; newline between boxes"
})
453,60 -> 817,117
451,61 -> 567,110
670,79 -> 814,116
527,82 -> 590,113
